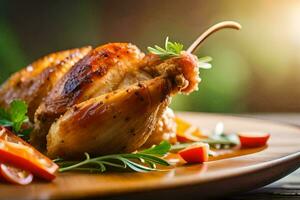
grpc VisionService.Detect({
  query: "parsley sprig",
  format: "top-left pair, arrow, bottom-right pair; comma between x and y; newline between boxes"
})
147,37 -> 212,69
0,100 -> 29,133
56,141 -> 171,173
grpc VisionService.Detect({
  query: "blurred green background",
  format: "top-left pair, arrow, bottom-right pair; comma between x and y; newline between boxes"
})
1,0 -> 300,113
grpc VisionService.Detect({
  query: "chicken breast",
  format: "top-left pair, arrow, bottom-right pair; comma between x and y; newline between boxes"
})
0,47 -> 92,120
47,52 -> 199,158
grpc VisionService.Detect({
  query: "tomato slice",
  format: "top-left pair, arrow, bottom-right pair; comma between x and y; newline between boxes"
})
175,117 -> 206,143
0,163 -> 33,185
0,126 -> 58,181
238,131 -> 270,148
178,143 -> 209,164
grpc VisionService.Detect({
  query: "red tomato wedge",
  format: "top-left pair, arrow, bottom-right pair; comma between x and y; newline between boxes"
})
0,163 -> 33,185
0,126 -> 58,181
238,131 -> 270,148
179,143 -> 209,164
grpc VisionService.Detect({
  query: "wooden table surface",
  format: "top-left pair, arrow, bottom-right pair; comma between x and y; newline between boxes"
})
231,114 -> 300,200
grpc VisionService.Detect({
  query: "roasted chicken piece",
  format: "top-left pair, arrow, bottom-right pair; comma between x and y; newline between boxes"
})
32,43 -> 145,150
0,21 -> 240,158
47,51 -> 199,158
0,47 -> 92,121
0,44 -> 199,158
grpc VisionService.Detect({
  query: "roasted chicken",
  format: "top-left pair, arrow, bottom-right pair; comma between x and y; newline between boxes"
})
0,21 -> 241,158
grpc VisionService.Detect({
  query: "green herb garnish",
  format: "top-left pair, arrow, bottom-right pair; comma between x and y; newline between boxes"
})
0,100 -> 29,133
56,141 -> 171,173
147,37 -> 212,69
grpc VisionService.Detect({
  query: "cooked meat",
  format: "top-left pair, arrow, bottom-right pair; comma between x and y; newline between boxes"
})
0,43 -> 199,158
0,47 -> 92,121
143,107 -> 177,148
47,52 -> 199,158
0,21 -> 241,158
47,78 -> 169,157
31,43 -> 145,150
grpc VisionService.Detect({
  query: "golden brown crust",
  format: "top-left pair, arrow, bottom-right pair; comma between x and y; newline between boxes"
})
47,77 -> 174,158
46,52 -> 199,158
1,41 -> 200,157
32,43 -> 145,151
0,47 -> 92,121
38,43 -> 144,117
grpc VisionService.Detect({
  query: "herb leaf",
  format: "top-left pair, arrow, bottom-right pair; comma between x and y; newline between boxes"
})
147,37 -> 183,60
148,37 -> 212,69
198,56 -> 213,69
139,141 -> 171,156
0,100 -> 29,133
56,141 -> 171,173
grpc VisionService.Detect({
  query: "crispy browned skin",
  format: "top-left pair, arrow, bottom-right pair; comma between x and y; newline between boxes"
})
47,78 -> 171,158
0,47 -> 92,120
31,43 -> 145,150
0,41 -> 199,158
47,52 -> 199,158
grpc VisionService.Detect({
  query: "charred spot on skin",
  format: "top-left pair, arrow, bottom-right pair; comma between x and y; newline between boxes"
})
160,80 -> 172,103
112,45 -> 121,52
73,106 -> 79,112
16,81 -> 22,88
101,52 -> 109,58
39,115 -> 48,123
113,115 -> 117,119
130,128 -> 135,134
63,64 -> 90,94
133,91 -> 144,102
125,116 -> 130,122
83,75 -> 93,84
94,69 -> 102,76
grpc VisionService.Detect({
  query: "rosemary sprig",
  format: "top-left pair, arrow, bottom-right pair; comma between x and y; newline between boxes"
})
56,141 -> 171,173
147,37 -> 212,69
147,37 -> 183,60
